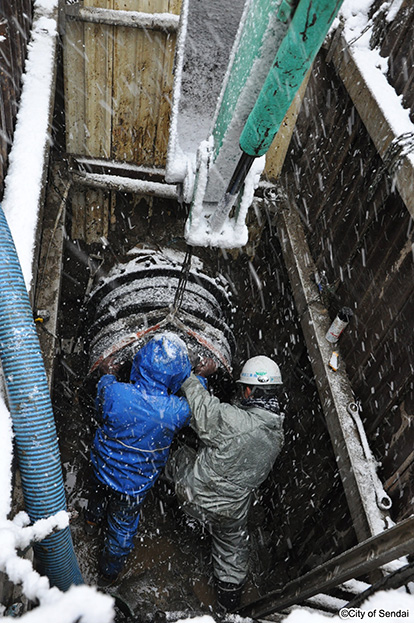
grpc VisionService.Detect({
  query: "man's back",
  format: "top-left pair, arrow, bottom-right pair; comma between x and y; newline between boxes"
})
91,334 -> 192,496
93,375 -> 190,494
176,374 -> 285,521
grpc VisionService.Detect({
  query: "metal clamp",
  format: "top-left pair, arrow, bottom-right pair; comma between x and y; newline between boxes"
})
347,402 -> 392,512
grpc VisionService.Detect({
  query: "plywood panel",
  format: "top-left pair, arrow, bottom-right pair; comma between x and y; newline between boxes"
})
64,0 -> 181,168
64,19 -> 87,154
83,0 -> 113,158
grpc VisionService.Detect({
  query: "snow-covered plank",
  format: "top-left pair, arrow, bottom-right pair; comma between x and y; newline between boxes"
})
65,5 -> 180,32
1,1 -> 59,293
72,170 -> 179,199
73,156 -> 166,179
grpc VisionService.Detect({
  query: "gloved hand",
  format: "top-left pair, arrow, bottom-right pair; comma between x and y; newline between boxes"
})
99,355 -> 119,375
194,357 -> 218,377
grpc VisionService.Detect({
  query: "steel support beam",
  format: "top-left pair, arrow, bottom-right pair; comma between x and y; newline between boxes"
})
239,515 -> 414,619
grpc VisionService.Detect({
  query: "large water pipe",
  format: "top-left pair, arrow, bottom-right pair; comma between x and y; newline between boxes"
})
0,205 -> 83,589
85,247 -> 235,381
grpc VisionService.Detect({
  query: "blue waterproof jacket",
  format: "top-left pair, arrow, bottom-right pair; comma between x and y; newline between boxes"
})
91,334 -> 192,496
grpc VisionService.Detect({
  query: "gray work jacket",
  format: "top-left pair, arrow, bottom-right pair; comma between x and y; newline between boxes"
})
177,374 -> 285,524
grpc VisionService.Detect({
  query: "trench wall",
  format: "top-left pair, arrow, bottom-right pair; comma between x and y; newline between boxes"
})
3,0 -> 413,595
276,3 -> 414,528
240,2 -> 414,582
0,1 -> 32,198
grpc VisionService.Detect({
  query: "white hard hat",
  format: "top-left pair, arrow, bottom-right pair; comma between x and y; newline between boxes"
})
237,355 -> 282,386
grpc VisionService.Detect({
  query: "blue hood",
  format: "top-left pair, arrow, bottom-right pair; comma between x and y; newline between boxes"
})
130,332 -> 191,394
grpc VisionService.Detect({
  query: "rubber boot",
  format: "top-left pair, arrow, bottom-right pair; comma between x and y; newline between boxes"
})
98,547 -> 127,586
216,580 -> 244,615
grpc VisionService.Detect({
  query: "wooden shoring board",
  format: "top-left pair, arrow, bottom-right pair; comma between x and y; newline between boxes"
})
111,0 -> 179,167
35,163 -> 70,388
62,7 -> 87,156
83,0 -> 114,159
75,0 -> 112,242
63,0 -> 181,166
154,26 -> 176,166
62,0 -> 181,240
273,195 -> 392,544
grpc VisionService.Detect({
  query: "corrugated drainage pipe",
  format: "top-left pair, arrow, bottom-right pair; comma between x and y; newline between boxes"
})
0,205 -> 83,590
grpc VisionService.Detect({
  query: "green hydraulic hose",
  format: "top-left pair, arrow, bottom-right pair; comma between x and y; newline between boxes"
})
240,0 -> 344,156
209,0 -> 344,233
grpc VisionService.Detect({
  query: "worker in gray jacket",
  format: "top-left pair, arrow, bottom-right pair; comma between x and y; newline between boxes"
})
168,355 -> 285,614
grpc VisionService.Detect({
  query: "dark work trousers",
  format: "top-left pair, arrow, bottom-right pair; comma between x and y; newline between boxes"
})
85,470 -> 147,576
167,445 -> 250,586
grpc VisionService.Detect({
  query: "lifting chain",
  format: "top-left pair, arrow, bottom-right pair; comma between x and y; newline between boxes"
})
171,246 -> 193,316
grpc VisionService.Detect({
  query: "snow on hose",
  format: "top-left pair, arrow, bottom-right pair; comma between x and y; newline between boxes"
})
0,204 -> 83,589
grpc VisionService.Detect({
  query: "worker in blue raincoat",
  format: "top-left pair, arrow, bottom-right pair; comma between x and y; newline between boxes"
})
85,332 -> 192,584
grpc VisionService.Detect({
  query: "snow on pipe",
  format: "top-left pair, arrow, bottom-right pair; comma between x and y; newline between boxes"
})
86,247 -> 236,376
0,205 -> 83,590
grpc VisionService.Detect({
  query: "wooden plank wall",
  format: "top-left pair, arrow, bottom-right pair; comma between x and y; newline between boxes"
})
62,0 -> 181,243
275,6 -> 414,525
0,0 -> 32,199
63,0 -> 181,166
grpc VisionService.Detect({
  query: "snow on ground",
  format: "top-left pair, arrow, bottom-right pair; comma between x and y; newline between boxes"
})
1,0 -> 414,620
